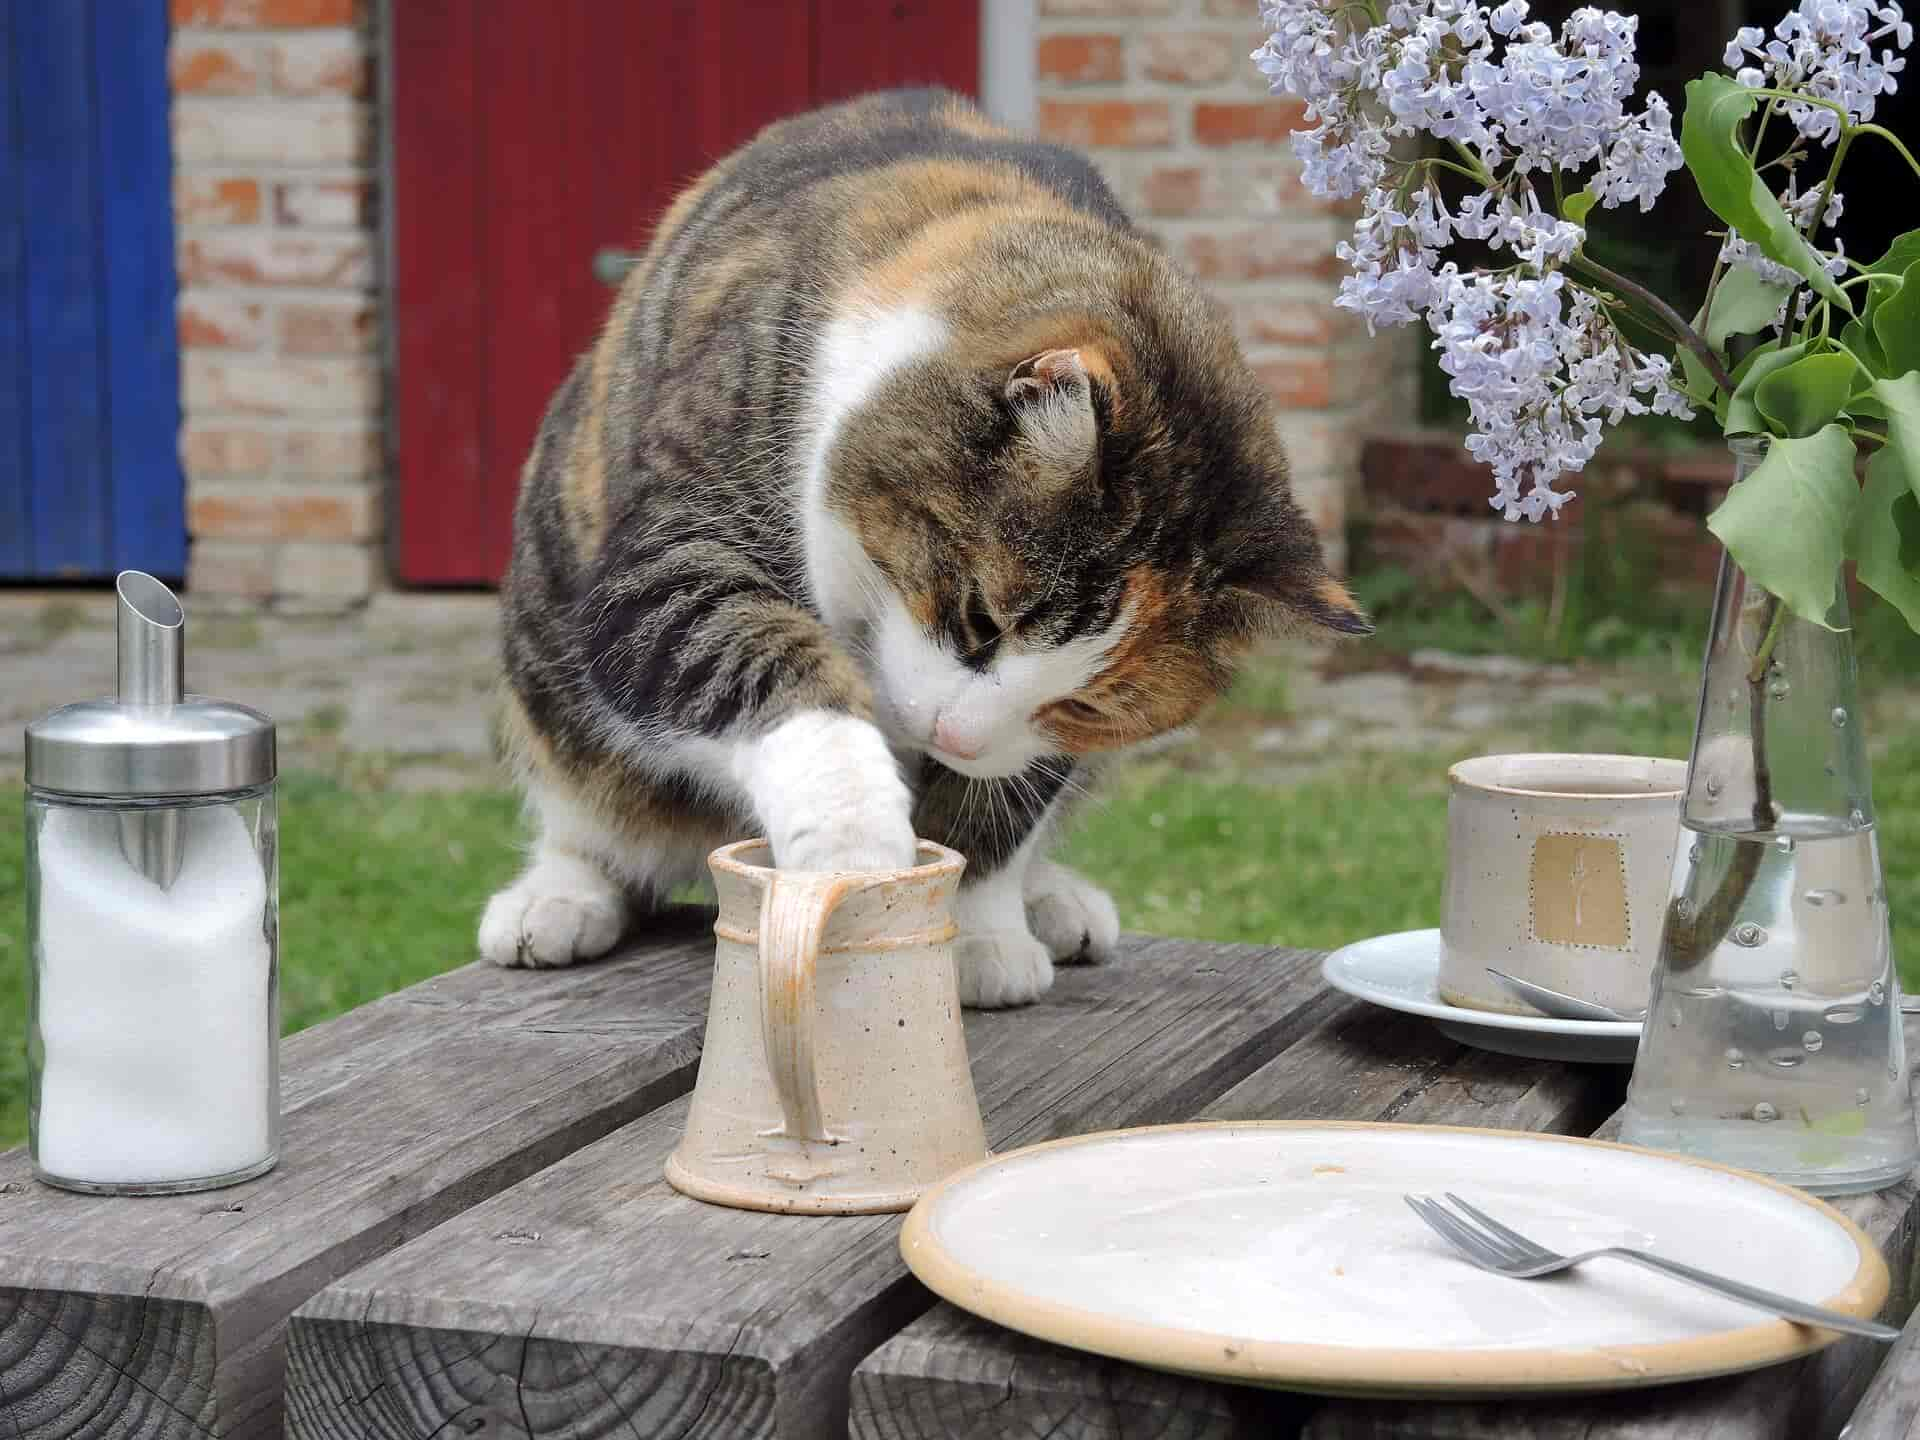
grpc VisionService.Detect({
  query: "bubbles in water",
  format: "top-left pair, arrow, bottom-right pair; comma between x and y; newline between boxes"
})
1859,1087 -> 1873,1107
1732,923 -> 1767,948
1675,897 -> 1697,922
1825,1005 -> 1865,1025
1752,1102 -> 1779,1122
1772,1008 -> 1790,1030
1832,707 -> 1849,728
1803,888 -> 1846,907
1706,777 -> 1724,800
1780,970 -> 1798,991
1726,1047 -> 1745,1069
1774,835 -> 1796,855
1803,1030 -> 1824,1053
1669,1097 -> 1686,1115
1689,840 -> 1705,864
1768,677 -> 1791,700
1770,1050 -> 1804,1067
1871,980 -> 1887,1006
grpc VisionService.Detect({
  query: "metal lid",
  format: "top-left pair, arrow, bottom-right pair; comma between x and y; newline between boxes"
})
23,573 -> 276,798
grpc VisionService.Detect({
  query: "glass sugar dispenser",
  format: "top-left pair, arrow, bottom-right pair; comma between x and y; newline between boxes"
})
1620,442 -> 1916,1196
23,573 -> 279,1194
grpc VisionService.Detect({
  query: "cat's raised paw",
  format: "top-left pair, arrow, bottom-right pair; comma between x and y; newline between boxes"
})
478,855 -> 626,968
955,929 -> 1054,1009
1024,860 -> 1119,965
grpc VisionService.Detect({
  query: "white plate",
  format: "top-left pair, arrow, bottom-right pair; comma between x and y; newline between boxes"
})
901,1122 -> 1888,1397
1322,928 -> 1641,1064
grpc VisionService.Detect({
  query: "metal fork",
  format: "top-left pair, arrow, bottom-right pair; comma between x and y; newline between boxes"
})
1405,1191 -> 1898,1342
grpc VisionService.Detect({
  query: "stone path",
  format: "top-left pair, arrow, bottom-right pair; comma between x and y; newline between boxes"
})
2,591 -> 502,788
4,589 -> 1911,789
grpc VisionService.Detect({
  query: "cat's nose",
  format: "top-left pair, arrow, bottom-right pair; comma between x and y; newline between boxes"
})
931,714 -> 983,761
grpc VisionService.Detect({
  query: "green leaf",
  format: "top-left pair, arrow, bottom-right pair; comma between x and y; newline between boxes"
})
1872,259 -> 1920,376
1679,306 -> 1717,403
1862,233 -> 1920,313
1867,229 -> 1920,277
1849,450 -> 1920,631
1562,188 -> 1598,225
1873,373 -> 1920,502
1706,265 -> 1791,347
1840,317 -> 1890,377
1755,353 -> 1858,437
1707,424 -> 1859,626
1682,75 -> 1853,315
1724,341 -> 1810,435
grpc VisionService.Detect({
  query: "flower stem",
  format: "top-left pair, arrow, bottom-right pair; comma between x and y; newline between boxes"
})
1664,591 -> 1783,972
1571,254 -> 1737,395
1855,123 -> 1920,181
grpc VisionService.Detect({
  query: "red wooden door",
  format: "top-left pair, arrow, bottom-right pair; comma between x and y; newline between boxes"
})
391,1 -> 982,585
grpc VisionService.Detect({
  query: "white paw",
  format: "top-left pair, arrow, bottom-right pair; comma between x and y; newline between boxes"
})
479,854 -> 626,968
1024,860 -> 1120,964
955,929 -> 1054,1009
740,711 -> 918,871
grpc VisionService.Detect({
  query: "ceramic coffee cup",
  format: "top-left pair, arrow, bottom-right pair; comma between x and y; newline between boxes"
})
665,838 -> 989,1215
1438,753 -> 1686,1018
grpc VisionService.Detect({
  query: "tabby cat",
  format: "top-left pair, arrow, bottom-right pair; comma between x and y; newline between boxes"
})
480,88 -> 1369,1007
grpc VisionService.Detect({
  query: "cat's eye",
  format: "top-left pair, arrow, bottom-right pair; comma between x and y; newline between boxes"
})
962,592 -> 1000,649
1056,699 -> 1103,723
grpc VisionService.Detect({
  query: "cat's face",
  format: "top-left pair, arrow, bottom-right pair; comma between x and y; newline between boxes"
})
815,314 -> 1369,780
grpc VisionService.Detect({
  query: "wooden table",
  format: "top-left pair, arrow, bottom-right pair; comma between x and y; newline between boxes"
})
0,926 -> 1912,1439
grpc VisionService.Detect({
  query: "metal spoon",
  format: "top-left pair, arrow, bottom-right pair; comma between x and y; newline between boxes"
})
1485,968 -> 1645,1023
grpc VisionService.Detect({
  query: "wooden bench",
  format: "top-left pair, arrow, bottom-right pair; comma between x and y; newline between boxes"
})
0,927 -> 1912,1438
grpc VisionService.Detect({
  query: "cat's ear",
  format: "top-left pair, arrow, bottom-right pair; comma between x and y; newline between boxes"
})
1006,348 -> 1099,470
1234,569 -> 1375,636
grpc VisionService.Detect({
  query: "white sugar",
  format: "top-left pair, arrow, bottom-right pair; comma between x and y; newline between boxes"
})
35,804 -> 273,1185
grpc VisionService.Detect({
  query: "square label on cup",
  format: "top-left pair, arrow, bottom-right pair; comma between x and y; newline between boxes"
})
1529,833 -> 1630,949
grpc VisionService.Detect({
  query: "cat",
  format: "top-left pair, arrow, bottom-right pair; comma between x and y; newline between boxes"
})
479,88 -> 1369,1007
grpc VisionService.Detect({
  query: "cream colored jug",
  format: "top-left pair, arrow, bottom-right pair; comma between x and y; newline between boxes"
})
665,839 -> 989,1214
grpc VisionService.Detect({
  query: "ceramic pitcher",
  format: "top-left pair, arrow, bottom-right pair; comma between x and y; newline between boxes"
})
665,838 -> 988,1214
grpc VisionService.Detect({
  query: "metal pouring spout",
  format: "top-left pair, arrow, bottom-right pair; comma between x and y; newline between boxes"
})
115,572 -> 186,889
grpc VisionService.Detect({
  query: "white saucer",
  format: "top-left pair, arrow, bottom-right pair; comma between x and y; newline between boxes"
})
1322,929 -> 1642,1065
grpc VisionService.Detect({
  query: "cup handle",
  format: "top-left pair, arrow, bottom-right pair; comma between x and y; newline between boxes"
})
758,871 -> 854,1144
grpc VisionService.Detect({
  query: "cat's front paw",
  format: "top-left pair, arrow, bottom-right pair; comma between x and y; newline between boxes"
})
744,711 -> 918,872
479,854 -> 626,968
1024,860 -> 1120,964
955,929 -> 1054,1008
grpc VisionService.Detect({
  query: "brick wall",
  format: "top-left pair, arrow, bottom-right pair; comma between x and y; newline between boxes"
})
170,0 -> 382,609
162,1 -> 1404,602
1034,0 -> 1416,570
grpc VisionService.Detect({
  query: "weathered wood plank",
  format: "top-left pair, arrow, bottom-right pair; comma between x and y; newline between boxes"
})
848,1000 -> 1625,1440
283,936 -> 1339,1440
1842,1298 -> 1920,1439
0,911 -> 718,1439
1304,1016 -> 1920,1440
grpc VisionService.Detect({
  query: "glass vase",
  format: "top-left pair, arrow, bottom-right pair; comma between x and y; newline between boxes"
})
1619,439 -> 1916,1196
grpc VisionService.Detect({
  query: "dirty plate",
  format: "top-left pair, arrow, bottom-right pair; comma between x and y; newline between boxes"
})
1322,928 -> 1641,1064
900,1122 -> 1887,1397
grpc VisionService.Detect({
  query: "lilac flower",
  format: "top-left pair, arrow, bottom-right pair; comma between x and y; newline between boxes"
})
1724,2 -> 1910,141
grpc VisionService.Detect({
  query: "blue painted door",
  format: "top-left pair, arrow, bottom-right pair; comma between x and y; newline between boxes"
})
0,0 -> 183,581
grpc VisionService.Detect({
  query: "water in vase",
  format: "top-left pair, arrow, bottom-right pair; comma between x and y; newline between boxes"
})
1623,814 -> 1916,1195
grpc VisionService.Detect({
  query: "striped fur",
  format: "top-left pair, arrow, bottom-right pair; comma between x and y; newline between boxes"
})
482,90 -> 1366,1006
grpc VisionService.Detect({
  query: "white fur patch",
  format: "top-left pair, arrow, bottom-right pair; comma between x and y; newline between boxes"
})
733,710 -> 917,872
869,593 -> 1134,779
801,305 -> 948,635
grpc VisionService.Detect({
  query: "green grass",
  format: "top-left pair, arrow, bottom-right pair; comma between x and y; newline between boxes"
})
2,692 -> 1917,1150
